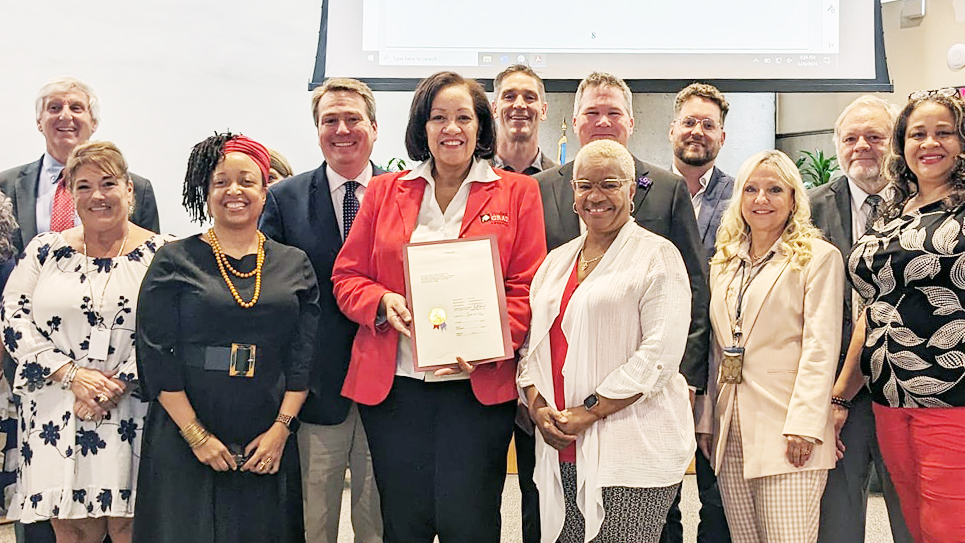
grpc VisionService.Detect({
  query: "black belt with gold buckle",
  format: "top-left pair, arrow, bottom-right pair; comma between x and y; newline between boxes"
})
182,343 -> 257,377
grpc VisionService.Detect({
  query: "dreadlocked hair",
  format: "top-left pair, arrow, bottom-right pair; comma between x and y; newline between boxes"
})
183,131 -> 234,224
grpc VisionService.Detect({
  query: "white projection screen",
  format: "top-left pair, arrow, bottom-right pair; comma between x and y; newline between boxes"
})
311,0 -> 891,92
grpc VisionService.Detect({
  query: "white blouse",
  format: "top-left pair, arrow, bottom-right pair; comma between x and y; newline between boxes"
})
518,220 -> 696,543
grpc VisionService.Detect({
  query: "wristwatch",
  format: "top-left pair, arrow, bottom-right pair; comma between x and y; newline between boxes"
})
583,393 -> 600,411
274,414 -> 301,433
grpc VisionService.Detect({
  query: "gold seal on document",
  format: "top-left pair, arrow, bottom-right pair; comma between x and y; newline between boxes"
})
429,308 -> 447,330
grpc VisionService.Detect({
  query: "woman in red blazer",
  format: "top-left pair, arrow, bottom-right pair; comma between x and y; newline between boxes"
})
332,71 -> 546,543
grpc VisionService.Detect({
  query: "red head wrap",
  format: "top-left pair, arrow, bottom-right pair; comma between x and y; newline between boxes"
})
222,135 -> 271,185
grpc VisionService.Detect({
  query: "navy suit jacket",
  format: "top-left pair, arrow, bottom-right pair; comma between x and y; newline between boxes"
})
808,175 -> 855,372
0,157 -> 160,252
259,162 -> 385,425
695,167 -> 734,262
535,157 -> 711,390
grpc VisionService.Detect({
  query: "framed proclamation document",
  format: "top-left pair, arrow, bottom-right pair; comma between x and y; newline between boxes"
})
402,235 -> 513,371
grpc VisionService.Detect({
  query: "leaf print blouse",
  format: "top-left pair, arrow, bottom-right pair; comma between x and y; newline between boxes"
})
849,200 -> 965,407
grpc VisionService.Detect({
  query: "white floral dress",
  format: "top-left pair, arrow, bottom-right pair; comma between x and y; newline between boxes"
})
0,232 -> 166,522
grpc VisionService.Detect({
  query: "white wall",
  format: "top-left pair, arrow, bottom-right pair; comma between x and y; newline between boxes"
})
0,1 -> 775,238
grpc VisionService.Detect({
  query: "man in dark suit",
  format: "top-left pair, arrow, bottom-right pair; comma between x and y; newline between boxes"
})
260,77 -> 383,543
0,77 -> 159,252
0,77 -> 158,543
662,83 -> 734,543
490,64 -> 557,543
534,72 -> 710,393
810,95 -> 912,543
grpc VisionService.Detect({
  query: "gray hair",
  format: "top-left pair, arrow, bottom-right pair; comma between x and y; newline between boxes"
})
35,77 -> 100,125
573,72 -> 633,119
833,95 -> 899,145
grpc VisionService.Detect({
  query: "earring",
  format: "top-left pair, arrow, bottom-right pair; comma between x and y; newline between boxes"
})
629,201 -> 636,213
573,203 -> 579,215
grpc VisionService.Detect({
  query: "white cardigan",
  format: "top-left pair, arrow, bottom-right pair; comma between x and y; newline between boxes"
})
517,220 -> 697,543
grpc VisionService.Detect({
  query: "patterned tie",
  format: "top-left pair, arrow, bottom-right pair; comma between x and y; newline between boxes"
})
50,171 -> 75,232
865,194 -> 883,228
343,180 -> 361,240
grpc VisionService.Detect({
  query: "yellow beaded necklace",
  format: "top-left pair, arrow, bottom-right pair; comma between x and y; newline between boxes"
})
206,228 -> 265,309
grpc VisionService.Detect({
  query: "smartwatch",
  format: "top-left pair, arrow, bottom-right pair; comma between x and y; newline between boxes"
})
583,393 -> 600,411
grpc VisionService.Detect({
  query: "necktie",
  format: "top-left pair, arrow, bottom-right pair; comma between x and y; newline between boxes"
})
343,180 -> 360,240
864,194 -> 883,235
853,193 -> 885,323
50,171 -> 75,232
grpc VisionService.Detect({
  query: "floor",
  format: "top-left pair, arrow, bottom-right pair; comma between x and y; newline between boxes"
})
334,474 -> 897,543
0,474 -> 896,542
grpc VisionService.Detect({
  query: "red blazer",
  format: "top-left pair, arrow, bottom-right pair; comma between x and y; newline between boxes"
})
332,168 -> 547,406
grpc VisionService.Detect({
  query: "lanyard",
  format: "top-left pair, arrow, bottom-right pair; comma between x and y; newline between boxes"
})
732,252 -> 774,345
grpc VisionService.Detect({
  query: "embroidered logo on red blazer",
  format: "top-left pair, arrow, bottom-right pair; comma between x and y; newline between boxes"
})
480,212 -> 509,225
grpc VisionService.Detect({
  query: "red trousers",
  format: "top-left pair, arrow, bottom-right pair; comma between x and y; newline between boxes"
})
873,403 -> 965,543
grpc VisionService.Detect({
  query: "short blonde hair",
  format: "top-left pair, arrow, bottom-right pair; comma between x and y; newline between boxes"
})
268,148 -> 293,179
712,150 -> 821,270
64,141 -> 131,190
311,78 -> 377,127
573,139 -> 635,180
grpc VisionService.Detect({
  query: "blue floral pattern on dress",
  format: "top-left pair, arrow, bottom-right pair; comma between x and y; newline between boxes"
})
0,232 -> 167,521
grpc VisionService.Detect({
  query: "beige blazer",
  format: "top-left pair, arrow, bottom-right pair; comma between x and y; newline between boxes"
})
709,238 -> 843,479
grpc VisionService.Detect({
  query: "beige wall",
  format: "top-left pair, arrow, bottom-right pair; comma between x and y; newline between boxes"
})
777,0 -> 965,158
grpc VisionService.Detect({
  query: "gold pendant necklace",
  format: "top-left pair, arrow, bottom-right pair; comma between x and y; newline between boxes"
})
578,249 -> 604,272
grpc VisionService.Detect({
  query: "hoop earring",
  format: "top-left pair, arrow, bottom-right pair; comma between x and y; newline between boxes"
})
629,201 -> 635,214
573,203 -> 579,215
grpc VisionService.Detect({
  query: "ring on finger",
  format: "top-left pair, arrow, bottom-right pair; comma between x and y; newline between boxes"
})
84,412 -> 94,421
95,393 -> 109,404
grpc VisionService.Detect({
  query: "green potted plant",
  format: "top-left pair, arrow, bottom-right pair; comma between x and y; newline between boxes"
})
795,150 -> 840,189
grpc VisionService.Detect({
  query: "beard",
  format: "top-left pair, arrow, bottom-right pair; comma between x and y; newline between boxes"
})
674,141 -> 716,167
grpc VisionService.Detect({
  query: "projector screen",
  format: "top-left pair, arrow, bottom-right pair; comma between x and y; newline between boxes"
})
312,0 -> 891,92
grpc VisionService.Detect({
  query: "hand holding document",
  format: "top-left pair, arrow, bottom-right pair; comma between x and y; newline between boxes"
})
403,236 -> 513,371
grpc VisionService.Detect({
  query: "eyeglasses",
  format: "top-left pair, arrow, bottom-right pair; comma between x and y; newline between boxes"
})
571,178 -> 632,193
909,87 -> 961,101
676,116 -> 721,132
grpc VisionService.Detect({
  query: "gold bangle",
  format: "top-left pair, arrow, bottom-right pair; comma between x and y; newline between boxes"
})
180,420 -> 211,449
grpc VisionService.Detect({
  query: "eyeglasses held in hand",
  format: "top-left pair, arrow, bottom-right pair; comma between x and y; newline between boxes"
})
676,116 -> 721,132
571,178 -> 633,193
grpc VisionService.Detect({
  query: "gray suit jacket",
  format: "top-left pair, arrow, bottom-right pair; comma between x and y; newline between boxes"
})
535,157 -> 711,390
696,167 -> 734,262
0,157 -> 161,252
808,175 -> 854,372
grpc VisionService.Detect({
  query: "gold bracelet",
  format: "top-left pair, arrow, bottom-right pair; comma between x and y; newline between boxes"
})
179,420 -> 211,449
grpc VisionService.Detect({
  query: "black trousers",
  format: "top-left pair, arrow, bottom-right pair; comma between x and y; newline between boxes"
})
659,451 -> 730,543
359,377 -> 515,543
514,423 -> 540,543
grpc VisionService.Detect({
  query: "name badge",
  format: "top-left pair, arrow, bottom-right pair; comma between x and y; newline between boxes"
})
88,326 -> 111,361
720,346 -> 744,385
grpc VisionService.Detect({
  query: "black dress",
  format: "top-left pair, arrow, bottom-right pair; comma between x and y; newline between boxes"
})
132,235 -> 319,543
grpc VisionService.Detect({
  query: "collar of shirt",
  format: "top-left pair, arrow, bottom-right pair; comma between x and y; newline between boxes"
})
401,156 -> 500,187
41,153 -> 65,186
493,148 -> 545,174
672,163 -> 713,194
327,162 -> 373,192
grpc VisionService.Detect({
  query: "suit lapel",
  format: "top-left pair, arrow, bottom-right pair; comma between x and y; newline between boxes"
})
698,168 -> 724,241
17,158 -> 41,248
555,163 -> 580,240
829,178 -> 853,257
312,165 -> 342,245
631,158 -> 653,216
396,178 -> 424,242
737,258 -> 791,345
461,182 -> 495,237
